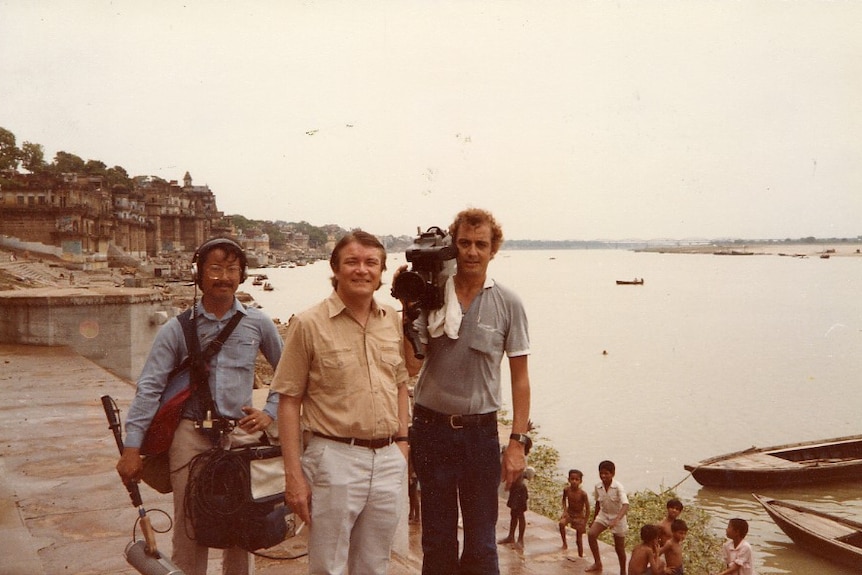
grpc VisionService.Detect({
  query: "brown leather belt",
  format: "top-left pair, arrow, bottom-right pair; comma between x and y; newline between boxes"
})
413,404 -> 497,429
312,431 -> 395,449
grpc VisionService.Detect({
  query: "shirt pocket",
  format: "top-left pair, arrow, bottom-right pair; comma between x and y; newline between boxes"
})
470,323 -> 505,357
222,338 -> 259,368
317,347 -> 354,392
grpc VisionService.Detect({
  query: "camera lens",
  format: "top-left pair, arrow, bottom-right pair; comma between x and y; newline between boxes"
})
391,271 -> 427,302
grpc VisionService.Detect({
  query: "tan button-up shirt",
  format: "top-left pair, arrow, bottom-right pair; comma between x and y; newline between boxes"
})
271,291 -> 408,439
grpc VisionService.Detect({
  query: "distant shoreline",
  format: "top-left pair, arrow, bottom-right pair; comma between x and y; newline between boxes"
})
636,242 -> 862,257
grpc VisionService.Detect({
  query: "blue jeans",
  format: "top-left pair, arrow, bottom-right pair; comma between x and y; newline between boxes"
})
411,409 -> 501,575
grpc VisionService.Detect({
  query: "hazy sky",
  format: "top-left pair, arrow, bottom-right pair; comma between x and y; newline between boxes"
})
2,1 -> 860,241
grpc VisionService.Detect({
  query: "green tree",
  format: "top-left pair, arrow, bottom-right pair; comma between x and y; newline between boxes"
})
290,220 -> 328,248
52,151 -> 86,174
104,165 -> 132,190
20,141 -> 45,173
0,126 -> 20,171
83,159 -> 107,176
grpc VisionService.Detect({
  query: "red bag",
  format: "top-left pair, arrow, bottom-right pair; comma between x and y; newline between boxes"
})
140,386 -> 192,456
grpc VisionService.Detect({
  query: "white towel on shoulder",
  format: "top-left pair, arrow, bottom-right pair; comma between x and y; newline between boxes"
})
427,275 -> 461,339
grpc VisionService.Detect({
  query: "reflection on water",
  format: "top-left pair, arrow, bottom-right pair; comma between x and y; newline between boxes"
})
249,249 -> 862,574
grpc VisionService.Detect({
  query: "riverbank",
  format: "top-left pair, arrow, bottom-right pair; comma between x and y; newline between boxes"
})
0,343 -> 619,574
638,241 -> 862,257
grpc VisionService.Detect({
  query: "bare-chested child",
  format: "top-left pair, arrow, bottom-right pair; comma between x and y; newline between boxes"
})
559,469 -> 590,555
658,519 -> 688,575
628,524 -> 665,575
657,499 -> 684,546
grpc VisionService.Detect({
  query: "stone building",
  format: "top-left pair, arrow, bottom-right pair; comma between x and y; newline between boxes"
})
0,170 -> 228,264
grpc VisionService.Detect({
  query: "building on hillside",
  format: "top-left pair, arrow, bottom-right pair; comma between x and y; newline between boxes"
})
0,170 -> 227,264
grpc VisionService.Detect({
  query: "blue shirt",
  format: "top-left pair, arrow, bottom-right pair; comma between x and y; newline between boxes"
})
124,299 -> 283,448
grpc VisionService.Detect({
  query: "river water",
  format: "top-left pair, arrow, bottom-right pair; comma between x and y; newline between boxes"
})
249,249 -> 862,574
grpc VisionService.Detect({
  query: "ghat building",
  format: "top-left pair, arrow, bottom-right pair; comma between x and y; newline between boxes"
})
0,170 -> 232,266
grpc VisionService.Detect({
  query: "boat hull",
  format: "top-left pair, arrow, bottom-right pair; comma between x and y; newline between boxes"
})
684,435 -> 862,488
754,494 -> 862,569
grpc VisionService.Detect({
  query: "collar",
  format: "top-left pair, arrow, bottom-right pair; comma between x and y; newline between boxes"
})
196,297 -> 246,321
325,291 -> 385,319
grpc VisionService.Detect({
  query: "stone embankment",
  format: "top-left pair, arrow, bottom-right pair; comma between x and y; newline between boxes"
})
0,343 -> 616,575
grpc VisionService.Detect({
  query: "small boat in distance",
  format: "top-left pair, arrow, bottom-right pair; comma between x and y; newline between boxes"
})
252,277 -> 263,286
684,434 -> 862,488
753,494 -> 862,569
616,278 -> 644,285
263,282 -> 274,291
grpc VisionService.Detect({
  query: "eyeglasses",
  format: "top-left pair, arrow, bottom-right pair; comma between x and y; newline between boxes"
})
206,264 -> 242,277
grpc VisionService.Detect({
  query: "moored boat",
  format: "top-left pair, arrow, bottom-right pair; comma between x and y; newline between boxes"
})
616,278 -> 644,285
684,434 -> 862,488
753,494 -> 862,569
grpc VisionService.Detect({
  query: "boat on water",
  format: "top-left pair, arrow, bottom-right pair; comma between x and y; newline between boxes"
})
252,277 -> 263,286
616,278 -> 644,285
684,434 -> 862,488
263,282 -> 274,291
753,494 -> 862,569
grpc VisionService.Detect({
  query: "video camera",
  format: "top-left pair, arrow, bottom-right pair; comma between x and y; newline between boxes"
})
391,226 -> 457,358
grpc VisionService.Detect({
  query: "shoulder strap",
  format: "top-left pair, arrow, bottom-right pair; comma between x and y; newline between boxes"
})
168,308 -> 196,379
188,308 -> 245,419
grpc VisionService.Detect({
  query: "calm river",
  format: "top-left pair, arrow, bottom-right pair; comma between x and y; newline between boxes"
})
250,248 -> 861,574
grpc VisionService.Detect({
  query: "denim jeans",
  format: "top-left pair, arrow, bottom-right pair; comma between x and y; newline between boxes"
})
411,411 -> 501,575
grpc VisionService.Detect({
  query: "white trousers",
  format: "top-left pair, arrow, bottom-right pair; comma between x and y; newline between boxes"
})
302,436 -> 407,575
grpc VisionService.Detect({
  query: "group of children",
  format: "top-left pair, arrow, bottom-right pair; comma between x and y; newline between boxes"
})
500,459 -> 756,575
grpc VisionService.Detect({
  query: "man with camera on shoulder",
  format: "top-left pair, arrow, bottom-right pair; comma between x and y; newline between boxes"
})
397,208 -> 532,575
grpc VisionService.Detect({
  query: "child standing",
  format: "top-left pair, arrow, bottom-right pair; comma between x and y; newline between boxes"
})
558,469 -> 590,555
715,518 -> 756,575
658,519 -> 688,575
498,436 -> 533,551
657,498 -> 684,546
586,460 -> 629,574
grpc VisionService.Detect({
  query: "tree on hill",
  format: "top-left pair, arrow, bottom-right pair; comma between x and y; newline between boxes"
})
52,151 -> 86,174
20,142 -> 46,173
0,127 -> 19,171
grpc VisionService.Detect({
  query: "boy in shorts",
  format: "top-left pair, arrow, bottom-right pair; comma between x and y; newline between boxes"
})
586,460 -> 629,574
559,469 -> 590,555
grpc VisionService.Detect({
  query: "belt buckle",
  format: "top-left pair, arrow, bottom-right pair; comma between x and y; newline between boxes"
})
449,414 -> 464,429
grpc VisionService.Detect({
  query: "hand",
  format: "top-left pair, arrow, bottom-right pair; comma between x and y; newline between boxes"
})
240,406 -> 273,434
117,447 -> 143,485
284,471 -> 313,527
501,441 -> 526,490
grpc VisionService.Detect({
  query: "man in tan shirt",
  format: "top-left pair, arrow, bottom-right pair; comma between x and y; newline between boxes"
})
272,230 -> 410,575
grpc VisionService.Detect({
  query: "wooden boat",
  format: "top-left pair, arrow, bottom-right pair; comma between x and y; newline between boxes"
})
684,434 -> 862,488
753,494 -> 862,569
616,279 -> 644,285
263,282 -> 274,291
252,277 -> 263,286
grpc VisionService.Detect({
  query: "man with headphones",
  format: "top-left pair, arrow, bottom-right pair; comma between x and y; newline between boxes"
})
118,237 -> 283,575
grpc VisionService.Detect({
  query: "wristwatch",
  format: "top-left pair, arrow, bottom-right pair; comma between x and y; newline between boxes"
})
509,433 -> 529,446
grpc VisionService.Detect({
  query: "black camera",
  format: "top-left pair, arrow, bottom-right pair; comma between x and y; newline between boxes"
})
391,226 -> 457,310
392,226 -> 457,358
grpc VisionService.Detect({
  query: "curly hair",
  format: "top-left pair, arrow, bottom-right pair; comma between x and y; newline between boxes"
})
448,208 -> 504,255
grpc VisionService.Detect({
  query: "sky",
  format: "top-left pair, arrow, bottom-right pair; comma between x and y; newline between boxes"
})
1,1 -> 861,241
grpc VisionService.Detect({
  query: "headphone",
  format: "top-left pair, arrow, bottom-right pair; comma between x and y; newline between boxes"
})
190,237 -> 248,287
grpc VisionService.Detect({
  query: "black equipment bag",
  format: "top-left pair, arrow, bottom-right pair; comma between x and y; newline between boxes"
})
185,442 -> 288,551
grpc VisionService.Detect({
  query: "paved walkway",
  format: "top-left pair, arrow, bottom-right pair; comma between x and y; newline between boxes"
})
0,343 -> 617,575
